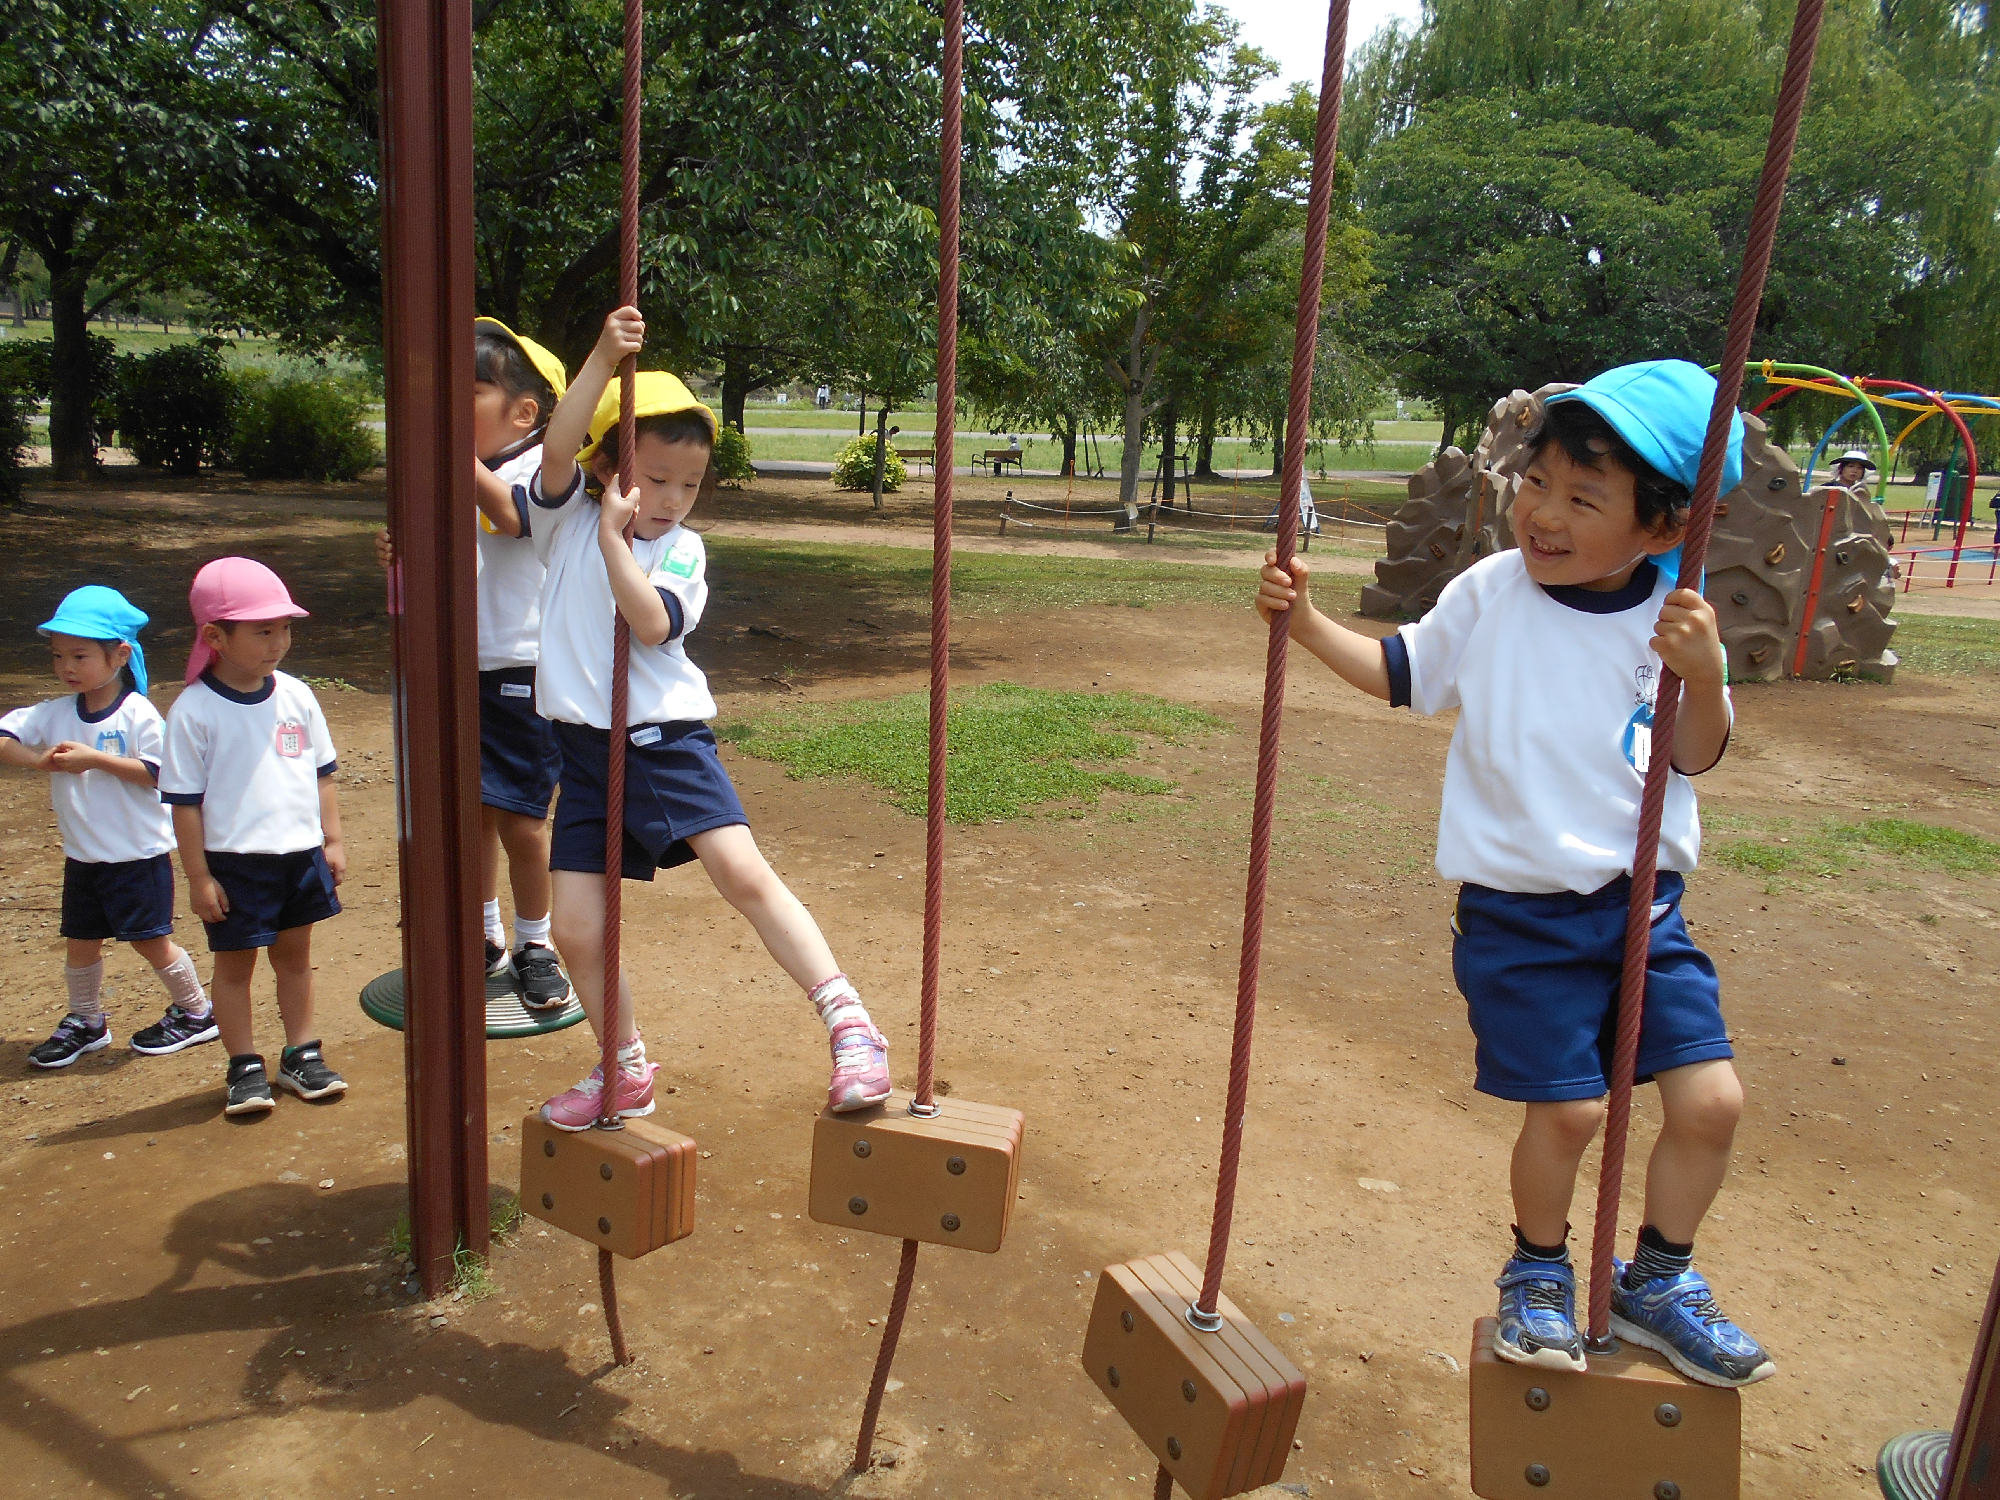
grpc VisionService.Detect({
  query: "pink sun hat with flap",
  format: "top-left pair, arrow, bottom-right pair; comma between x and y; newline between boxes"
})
184,557 -> 309,684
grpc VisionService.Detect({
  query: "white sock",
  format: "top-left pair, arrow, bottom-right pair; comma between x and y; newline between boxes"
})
154,951 -> 210,1017
65,961 -> 105,1023
482,899 -> 504,947
615,1035 -> 648,1074
514,913 -> 551,949
808,973 -> 867,1032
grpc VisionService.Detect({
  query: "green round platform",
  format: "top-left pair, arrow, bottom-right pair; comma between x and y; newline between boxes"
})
1877,1430 -> 1951,1500
359,967 -> 586,1039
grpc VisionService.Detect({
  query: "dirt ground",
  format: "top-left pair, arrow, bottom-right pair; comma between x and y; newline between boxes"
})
0,473 -> 1995,1500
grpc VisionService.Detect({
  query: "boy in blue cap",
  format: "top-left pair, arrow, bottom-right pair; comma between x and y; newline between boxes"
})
0,587 -> 216,1069
1257,360 -> 1773,1388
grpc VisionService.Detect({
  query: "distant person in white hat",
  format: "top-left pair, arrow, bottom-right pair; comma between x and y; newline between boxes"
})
1830,448 -> 1874,491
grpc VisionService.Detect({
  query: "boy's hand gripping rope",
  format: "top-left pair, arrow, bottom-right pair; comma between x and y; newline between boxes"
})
1584,0 -> 1827,1350
591,0 -> 645,1370
851,0 -> 962,1471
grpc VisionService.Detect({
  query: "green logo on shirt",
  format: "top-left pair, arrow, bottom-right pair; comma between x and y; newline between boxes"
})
661,538 -> 699,580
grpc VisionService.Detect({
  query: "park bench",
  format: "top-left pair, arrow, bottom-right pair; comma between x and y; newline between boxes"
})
983,447 -> 1024,476
895,446 -> 935,476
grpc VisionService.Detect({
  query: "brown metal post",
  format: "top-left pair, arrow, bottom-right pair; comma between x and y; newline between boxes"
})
377,0 -> 488,1297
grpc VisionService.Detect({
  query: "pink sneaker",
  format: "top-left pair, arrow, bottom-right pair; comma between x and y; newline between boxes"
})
827,1017 -> 891,1113
540,1061 -> 657,1132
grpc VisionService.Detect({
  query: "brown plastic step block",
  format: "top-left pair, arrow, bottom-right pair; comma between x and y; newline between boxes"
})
519,1112 -> 696,1259
808,1090 -> 1023,1253
1469,1316 -> 1740,1499
1082,1250 -> 1306,1500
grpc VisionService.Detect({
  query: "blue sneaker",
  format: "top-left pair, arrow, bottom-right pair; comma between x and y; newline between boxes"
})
1610,1260 -> 1775,1388
1493,1256 -> 1587,1372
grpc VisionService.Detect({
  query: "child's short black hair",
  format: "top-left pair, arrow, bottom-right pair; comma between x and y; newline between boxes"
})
474,329 -> 558,419
591,411 -> 716,466
1527,399 -> 1690,534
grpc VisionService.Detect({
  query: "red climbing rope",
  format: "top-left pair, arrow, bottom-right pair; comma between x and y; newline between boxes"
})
1584,0 -> 1828,1347
592,0 -> 645,1369
851,0 -> 962,1471
1194,0 -> 1351,1328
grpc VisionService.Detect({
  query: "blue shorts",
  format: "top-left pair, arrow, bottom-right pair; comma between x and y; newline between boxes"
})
480,666 -> 562,819
1451,872 -> 1733,1103
202,847 -> 342,951
61,854 -> 176,943
549,721 -> 747,882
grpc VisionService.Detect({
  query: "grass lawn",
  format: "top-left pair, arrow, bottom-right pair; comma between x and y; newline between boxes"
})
720,682 -> 1230,822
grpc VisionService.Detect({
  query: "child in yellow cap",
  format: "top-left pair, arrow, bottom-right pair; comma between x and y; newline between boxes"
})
525,305 -> 891,1129
377,320 -> 574,1011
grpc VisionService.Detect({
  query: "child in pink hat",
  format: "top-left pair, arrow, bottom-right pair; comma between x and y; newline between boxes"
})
160,557 -> 349,1117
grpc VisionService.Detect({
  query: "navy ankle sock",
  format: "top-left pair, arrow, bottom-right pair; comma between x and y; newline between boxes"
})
1513,1224 -> 1570,1263
1623,1224 -> 1694,1287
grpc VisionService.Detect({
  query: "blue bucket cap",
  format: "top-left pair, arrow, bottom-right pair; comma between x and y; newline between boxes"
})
38,585 -> 151,695
1544,360 -> 1744,587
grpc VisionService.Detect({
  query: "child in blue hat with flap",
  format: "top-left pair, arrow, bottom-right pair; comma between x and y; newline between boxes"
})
0,587 -> 216,1069
1256,360 -> 1773,1388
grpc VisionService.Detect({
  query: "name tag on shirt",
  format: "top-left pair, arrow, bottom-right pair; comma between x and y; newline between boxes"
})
629,725 -> 663,747
500,682 -> 533,698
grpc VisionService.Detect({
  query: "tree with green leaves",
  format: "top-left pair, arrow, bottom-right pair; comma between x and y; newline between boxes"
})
0,0 -> 244,478
1349,0 -> 1998,448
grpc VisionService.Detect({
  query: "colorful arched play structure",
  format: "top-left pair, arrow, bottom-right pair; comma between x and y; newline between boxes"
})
1366,362 -> 2000,680
356,0 -> 1998,1494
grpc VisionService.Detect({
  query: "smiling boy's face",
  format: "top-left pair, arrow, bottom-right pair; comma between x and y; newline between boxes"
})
592,432 -> 709,539
1514,442 -> 1685,591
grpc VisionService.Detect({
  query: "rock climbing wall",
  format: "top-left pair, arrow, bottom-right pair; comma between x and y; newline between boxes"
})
1361,384 -> 1573,620
1360,397 -> 1897,684
1701,413 -> 1810,684
1358,446 -> 1476,620
1792,483 -> 1899,682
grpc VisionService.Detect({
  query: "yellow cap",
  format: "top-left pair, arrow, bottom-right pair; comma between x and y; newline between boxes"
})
576,371 -> 718,467
474,317 -> 568,402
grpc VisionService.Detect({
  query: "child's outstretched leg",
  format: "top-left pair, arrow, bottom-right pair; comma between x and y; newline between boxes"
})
29,937 -> 115,1069
1492,1098 -> 1602,1373
269,924 -> 346,1102
1610,1059 -> 1773,1387
542,868 -> 654,1130
688,825 -> 890,1113
128,934 -> 218,1056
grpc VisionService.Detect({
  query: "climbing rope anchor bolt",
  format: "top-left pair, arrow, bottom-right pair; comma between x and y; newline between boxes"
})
1078,3 -> 1345,1498
1468,3 -> 1828,1497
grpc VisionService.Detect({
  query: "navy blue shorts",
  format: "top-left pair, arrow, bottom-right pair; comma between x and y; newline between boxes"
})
1451,872 -> 1733,1103
549,720 -> 746,881
480,666 -> 562,819
61,854 -> 176,943
202,847 -> 342,950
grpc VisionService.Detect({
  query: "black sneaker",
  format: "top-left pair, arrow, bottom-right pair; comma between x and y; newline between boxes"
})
277,1040 -> 347,1101
29,1014 -> 112,1069
225,1054 -> 276,1116
513,943 -> 573,1011
130,1004 -> 220,1056
485,940 -> 512,979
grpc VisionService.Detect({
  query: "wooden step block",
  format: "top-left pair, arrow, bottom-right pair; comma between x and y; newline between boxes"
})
519,1112 -> 696,1259
807,1090 -> 1023,1253
1081,1249 -> 1307,1500
1469,1316 -> 1740,1499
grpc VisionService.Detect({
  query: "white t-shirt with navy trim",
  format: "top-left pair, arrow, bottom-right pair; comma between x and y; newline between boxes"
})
527,468 -> 715,729
477,443 -> 546,672
1386,550 -> 1729,894
0,690 -> 175,863
159,671 -> 338,854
